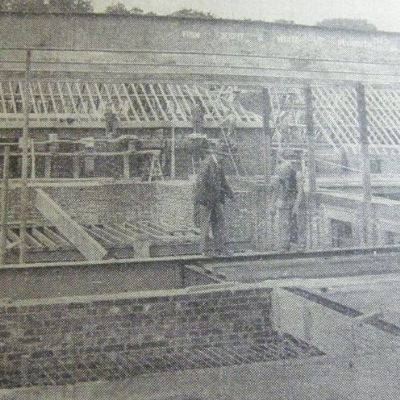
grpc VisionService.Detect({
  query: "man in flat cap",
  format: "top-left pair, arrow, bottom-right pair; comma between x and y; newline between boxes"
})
194,140 -> 234,256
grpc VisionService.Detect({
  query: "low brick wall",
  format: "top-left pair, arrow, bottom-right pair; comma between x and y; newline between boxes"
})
0,286 -> 273,387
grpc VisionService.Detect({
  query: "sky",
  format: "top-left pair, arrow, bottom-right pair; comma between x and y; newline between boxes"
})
91,0 -> 400,33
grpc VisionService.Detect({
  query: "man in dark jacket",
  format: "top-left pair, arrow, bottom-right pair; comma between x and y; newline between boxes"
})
194,141 -> 234,256
191,101 -> 204,134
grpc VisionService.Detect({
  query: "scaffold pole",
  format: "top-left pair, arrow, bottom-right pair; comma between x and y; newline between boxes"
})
0,146 -> 10,265
356,82 -> 372,246
304,85 -> 317,249
171,126 -> 176,179
19,49 -> 31,264
262,87 -> 273,184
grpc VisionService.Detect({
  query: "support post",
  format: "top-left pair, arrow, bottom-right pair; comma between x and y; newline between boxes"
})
45,133 -> 58,178
19,50 -> 31,264
84,138 -> 95,177
356,83 -> 372,246
72,155 -> 80,179
304,86 -> 317,249
256,88 -> 273,251
30,141 -> 36,179
262,88 -> 273,184
123,153 -> 130,179
0,146 -> 10,265
171,126 -> 176,179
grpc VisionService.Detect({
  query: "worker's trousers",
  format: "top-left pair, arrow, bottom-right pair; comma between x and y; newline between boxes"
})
275,207 -> 307,251
197,203 -> 227,255
275,207 -> 293,251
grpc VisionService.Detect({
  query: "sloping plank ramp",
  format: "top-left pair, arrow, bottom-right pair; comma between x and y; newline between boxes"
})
34,188 -> 107,260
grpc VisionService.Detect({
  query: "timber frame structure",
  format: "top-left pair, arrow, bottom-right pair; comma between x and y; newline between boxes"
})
2,13 -> 400,263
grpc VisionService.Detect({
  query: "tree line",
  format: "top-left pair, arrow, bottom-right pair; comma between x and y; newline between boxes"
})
0,0 -> 378,31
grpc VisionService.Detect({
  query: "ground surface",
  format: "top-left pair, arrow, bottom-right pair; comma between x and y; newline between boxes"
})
1,351 -> 400,400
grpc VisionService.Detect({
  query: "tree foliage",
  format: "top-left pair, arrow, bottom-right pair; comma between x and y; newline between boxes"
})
0,0 -> 93,13
104,2 -> 131,15
169,8 -> 215,19
104,3 -> 157,16
316,18 -> 377,32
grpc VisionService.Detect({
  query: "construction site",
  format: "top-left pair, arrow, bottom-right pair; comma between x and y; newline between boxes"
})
2,11 -> 400,400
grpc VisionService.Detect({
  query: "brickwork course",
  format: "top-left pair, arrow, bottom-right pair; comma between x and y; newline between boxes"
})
0,287 -> 323,389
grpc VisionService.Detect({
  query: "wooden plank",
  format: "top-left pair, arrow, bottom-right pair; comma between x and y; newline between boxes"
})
94,82 -> 105,114
8,82 -> 16,114
124,221 -> 154,238
0,82 -> 7,114
75,82 -> 88,114
193,85 -> 214,121
102,224 -> 138,244
365,87 -> 399,145
83,226 -> 116,247
56,82 -> 68,113
139,83 -> 158,120
313,87 -> 356,147
25,231 -> 44,249
121,83 -> 140,121
7,229 -> 25,247
149,83 -> 168,121
135,221 -> 167,237
108,223 -> 150,258
88,224 -> 125,245
35,188 -> 107,260
28,81 -> 38,114
174,84 -> 192,117
37,81 -> 48,114
31,227 -> 58,250
66,82 -> 78,114
130,83 -> 148,121
47,82 -> 58,114
159,83 -> 179,122
84,82 -> 98,115
42,226 -> 71,247
107,224 -> 139,241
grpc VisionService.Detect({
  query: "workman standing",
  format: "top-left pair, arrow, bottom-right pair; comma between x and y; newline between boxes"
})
292,164 -> 307,250
191,101 -> 204,134
194,141 -> 235,256
271,159 -> 299,251
104,102 -> 118,139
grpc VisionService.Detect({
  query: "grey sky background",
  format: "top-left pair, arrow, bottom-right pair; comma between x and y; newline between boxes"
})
91,0 -> 400,32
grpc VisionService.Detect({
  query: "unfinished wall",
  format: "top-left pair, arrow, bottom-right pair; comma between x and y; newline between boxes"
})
0,286 -> 274,388
2,178 -> 258,250
4,183 -> 160,226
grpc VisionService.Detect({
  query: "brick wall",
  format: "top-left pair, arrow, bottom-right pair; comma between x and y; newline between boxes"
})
0,287 -> 273,386
157,180 -> 196,230
3,183 -> 159,226
3,179 -> 258,240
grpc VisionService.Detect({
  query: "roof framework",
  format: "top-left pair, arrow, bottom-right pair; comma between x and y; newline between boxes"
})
1,78 -> 400,156
0,80 -> 261,129
268,85 -> 400,156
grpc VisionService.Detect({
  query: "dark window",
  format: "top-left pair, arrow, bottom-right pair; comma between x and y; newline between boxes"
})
331,219 -> 353,248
